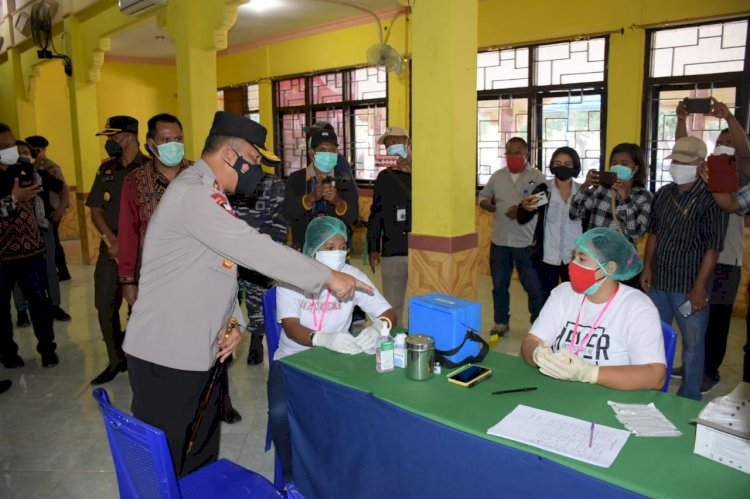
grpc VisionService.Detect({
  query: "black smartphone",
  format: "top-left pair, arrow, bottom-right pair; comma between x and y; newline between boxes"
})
684,98 -> 712,114
447,365 -> 493,387
321,176 -> 335,186
598,171 -> 617,188
16,162 -> 35,188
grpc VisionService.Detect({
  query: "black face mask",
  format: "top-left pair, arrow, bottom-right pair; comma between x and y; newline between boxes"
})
228,148 -> 264,196
30,148 -> 40,159
105,139 -> 123,158
550,166 -> 576,181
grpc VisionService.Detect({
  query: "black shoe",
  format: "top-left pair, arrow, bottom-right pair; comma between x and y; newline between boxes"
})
0,379 -> 11,394
58,272 -> 71,282
90,362 -> 127,385
670,366 -> 682,379
701,374 -> 720,394
52,306 -> 71,322
41,352 -> 59,367
247,334 -> 264,365
0,354 -> 24,368
221,407 -> 242,424
16,311 -> 30,328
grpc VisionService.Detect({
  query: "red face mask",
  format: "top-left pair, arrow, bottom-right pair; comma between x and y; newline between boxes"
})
568,260 -> 605,295
506,155 -> 526,173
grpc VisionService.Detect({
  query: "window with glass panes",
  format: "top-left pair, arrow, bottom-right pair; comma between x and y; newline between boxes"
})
477,38 -> 607,185
274,67 -> 387,180
216,83 -> 260,122
642,18 -> 750,191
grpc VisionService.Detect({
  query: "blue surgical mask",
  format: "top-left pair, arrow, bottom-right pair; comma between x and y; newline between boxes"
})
610,165 -> 634,182
386,144 -> 408,158
314,152 -> 337,173
154,142 -> 185,167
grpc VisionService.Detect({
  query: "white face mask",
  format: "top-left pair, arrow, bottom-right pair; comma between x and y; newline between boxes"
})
713,145 -> 735,156
0,146 -> 19,165
669,162 -> 697,185
315,249 -> 347,271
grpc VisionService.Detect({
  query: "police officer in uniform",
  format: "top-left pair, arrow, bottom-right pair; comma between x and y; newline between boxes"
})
123,112 -> 372,477
86,116 -> 145,385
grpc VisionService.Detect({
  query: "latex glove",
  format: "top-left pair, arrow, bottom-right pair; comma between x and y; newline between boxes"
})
532,341 -> 553,366
312,332 -> 363,355
354,326 -> 381,354
536,350 -> 599,384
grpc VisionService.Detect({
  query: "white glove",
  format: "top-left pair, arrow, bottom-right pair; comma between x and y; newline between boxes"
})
532,341 -> 553,366
536,350 -> 599,384
354,323 -> 383,355
312,331 -> 363,355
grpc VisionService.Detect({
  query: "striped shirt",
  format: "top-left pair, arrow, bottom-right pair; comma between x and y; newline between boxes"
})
569,185 -> 653,245
650,181 -> 728,293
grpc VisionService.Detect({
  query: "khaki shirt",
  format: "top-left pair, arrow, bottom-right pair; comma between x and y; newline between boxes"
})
478,165 -> 547,247
123,160 -> 332,371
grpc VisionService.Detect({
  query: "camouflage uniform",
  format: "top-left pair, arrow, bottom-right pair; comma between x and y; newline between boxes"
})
228,175 -> 287,364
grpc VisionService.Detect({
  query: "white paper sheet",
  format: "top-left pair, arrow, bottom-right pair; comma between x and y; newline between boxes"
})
487,404 -> 631,468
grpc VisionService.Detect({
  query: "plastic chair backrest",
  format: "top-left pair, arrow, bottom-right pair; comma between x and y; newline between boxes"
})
262,287 -> 282,367
92,388 -> 181,499
661,322 -> 678,392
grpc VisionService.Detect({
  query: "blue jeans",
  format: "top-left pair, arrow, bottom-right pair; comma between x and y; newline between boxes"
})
489,244 -> 545,325
647,288 -> 709,400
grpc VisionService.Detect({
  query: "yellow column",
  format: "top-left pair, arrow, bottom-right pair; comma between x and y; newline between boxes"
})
1,48 -> 37,137
258,79 -> 275,150
65,14 -> 105,264
408,0 -> 479,301
164,0 -> 240,160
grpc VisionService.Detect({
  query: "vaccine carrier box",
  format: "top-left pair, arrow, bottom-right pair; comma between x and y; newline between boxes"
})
408,293 -> 481,364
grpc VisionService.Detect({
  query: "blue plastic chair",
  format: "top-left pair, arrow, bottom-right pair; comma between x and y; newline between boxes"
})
661,321 -> 678,392
92,388 -> 282,499
261,287 -> 286,491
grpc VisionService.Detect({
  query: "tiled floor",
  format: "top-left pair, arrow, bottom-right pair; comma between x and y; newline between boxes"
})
0,258 -> 746,498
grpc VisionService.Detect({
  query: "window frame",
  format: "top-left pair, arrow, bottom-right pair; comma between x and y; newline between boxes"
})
640,17 -> 750,192
476,36 -> 609,188
272,66 -> 388,184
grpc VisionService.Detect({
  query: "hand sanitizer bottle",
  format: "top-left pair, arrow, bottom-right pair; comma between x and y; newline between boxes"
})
376,330 -> 395,373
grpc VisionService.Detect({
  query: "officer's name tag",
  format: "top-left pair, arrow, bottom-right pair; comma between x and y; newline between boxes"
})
396,208 -> 406,222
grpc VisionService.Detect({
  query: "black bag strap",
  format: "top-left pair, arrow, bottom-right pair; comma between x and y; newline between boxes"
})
435,329 -> 489,369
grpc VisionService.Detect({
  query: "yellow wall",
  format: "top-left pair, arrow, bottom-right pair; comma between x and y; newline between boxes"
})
477,0 -> 750,155
32,60 -> 77,185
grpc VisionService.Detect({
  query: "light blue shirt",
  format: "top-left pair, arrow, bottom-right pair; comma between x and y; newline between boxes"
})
543,180 -> 582,266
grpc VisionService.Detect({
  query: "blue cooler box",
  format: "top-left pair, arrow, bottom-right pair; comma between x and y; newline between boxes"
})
408,293 -> 481,364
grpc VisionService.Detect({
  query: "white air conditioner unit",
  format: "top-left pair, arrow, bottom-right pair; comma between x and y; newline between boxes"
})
119,0 -> 168,16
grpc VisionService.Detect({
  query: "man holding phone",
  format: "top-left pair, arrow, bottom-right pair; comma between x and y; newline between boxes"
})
640,136 -> 728,400
0,123 -> 58,369
675,97 -> 750,392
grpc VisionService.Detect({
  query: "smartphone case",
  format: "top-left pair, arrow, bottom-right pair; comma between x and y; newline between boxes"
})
707,155 -> 738,193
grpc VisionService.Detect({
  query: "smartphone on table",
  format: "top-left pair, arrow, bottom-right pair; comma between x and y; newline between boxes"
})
447,365 -> 493,388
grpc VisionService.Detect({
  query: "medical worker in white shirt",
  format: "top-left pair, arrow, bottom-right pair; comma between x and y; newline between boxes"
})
520,227 -> 666,391
269,216 -> 396,484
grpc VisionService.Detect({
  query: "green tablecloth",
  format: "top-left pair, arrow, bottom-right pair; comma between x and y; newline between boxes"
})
281,349 -> 750,498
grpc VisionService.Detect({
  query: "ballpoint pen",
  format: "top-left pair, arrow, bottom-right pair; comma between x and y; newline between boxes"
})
491,387 -> 538,395
589,422 -> 595,447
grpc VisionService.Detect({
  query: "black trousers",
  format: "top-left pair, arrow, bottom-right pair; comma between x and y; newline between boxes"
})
127,355 -> 221,477
94,250 -> 125,366
0,255 -> 56,357
52,221 -> 70,278
704,264 -> 741,380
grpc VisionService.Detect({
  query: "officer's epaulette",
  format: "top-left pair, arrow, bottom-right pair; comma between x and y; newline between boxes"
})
97,156 -> 118,176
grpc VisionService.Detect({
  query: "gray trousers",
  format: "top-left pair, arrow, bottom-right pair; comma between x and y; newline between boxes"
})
381,255 -> 408,325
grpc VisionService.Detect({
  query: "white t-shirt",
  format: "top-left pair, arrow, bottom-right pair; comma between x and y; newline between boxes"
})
530,282 -> 665,366
274,264 -> 392,360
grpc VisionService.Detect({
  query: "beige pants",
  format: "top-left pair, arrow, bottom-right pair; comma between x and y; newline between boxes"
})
381,255 -> 408,325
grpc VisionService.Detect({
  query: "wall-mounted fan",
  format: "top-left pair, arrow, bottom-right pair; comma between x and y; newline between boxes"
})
30,0 -> 72,76
311,0 -> 405,76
